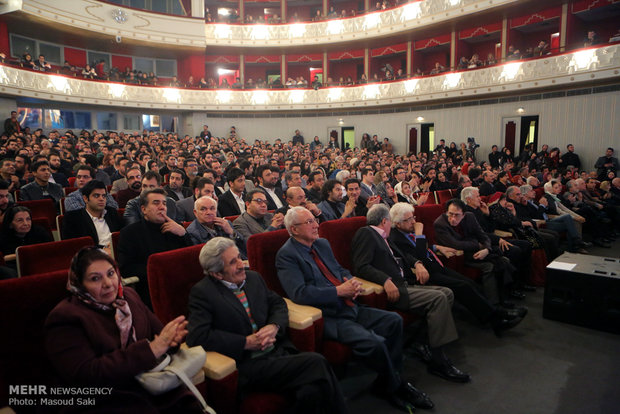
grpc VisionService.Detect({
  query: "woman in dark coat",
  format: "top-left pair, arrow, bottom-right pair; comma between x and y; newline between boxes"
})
45,247 -> 203,413
0,206 -> 52,276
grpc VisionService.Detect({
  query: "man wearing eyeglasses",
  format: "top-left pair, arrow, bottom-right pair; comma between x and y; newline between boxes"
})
434,199 -> 515,307
232,189 -> 285,243
276,206 -> 434,412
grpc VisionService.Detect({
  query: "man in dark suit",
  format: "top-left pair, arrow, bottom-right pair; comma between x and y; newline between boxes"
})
388,202 -> 524,337
478,171 -> 496,196
351,204 -> 470,383
187,237 -> 347,414
163,169 -> 192,201
117,188 -> 189,306
342,178 -> 380,218
61,180 -> 123,251
217,167 -> 246,218
19,160 -> 64,209
176,177 -> 217,222
115,167 -> 142,208
276,206 -> 434,411
275,186 -> 325,223
317,179 -> 356,221
434,199 -> 515,306
255,165 -> 284,211
305,171 -> 324,204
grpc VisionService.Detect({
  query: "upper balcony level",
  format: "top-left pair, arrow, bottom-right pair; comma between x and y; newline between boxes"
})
5,0 -> 546,49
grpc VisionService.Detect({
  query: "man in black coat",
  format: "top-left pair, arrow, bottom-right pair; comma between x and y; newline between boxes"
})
434,199 -> 515,306
117,188 -> 189,307
351,204 -> 471,384
388,202 -> 524,337
559,144 -> 581,171
255,165 -> 285,211
217,167 -> 246,218
478,171 -> 496,196
186,237 -> 347,414
61,180 -> 123,250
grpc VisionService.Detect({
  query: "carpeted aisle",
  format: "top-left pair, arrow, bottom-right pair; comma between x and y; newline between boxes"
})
346,242 -> 620,414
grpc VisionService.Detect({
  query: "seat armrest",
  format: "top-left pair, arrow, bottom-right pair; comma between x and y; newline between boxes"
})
284,298 -> 322,322
494,229 -> 513,238
203,351 -> 237,380
357,278 -> 385,294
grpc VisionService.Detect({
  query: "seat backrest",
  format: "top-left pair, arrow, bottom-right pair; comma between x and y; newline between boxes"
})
182,221 -> 192,229
56,215 -> 65,239
147,244 -> 206,324
488,191 -> 503,205
224,215 -> 239,222
68,176 -> 76,186
436,190 -> 453,205
414,204 -> 445,245
246,229 -> 291,297
318,216 -> 367,272
16,236 -> 94,277
0,270 -> 69,405
32,217 -> 53,238
534,187 -> 545,201
63,186 -> 77,196
17,199 -> 57,229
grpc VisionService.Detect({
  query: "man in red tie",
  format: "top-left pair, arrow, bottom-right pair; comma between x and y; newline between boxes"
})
276,206 -> 434,412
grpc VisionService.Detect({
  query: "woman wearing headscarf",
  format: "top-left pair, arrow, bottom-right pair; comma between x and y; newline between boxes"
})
0,206 -> 53,274
394,181 -> 429,205
45,247 -> 204,413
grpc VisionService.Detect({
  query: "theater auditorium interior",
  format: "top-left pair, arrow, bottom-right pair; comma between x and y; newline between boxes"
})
0,0 -> 619,413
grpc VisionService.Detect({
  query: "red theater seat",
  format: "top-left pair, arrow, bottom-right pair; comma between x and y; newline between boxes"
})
17,199 -> 58,230
0,270 -> 70,409
246,229 -> 353,365
16,236 -> 94,277
436,189 -> 453,205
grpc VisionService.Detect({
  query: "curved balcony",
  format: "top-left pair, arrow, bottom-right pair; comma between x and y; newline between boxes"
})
205,0 -> 519,47
1,45 -> 618,112
18,0 -> 519,49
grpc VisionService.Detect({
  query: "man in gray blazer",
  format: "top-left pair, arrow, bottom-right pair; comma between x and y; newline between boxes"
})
232,189 -> 284,242
176,177 -> 217,222
19,160 -> 63,209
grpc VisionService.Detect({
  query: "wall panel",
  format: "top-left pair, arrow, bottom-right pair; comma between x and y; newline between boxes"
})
192,90 -> 620,170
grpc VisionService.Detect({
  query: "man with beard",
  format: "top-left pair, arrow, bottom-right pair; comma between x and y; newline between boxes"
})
164,169 -> 192,201
255,165 -> 285,210
115,167 -> 143,208
317,179 -> 356,221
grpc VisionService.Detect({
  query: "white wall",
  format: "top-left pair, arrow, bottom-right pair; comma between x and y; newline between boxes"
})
191,90 -> 620,171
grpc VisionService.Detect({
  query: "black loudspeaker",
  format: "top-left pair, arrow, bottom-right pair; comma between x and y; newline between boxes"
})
543,253 -> 620,334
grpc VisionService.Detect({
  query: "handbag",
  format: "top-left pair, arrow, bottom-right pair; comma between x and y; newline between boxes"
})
136,345 -> 215,414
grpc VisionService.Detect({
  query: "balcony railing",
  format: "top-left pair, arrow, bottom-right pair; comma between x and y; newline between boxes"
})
1,45 -> 618,112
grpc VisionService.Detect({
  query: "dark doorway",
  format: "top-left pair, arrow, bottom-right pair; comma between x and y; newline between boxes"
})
519,115 -> 539,157
505,121 -> 516,155
420,123 -> 434,155
409,127 -> 418,154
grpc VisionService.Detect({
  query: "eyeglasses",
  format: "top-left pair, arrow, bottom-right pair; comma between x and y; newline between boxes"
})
293,218 -> 320,226
447,212 -> 463,218
251,198 -> 267,204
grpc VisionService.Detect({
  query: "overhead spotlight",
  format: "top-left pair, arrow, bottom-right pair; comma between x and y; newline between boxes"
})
517,107 -> 525,113
416,116 -> 425,122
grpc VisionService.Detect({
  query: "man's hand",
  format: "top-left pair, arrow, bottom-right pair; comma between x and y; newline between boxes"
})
161,215 -> 186,236
522,220 -> 533,227
304,201 -> 321,217
383,279 -> 400,302
506,202 -> 517,215
336,277 -> 363,299
539,197 -> 548,207
436,245 -> 457,258
575,215 -> 586,224
473,248 -> 490,260
253,324 -> 278,350
366,195 -> 381,209
271,213 -> 284,228
343,198 -> 356,218
413,221 -> 424,235
414,263 -> 430,284
213,217 -> 234,235
479,201 -> 490,215
498,238 -> 513,252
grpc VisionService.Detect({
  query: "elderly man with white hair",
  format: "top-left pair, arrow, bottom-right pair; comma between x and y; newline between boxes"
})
186,195 -> 246,255
276,206 -> 434,411
187,237 -> 347,414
